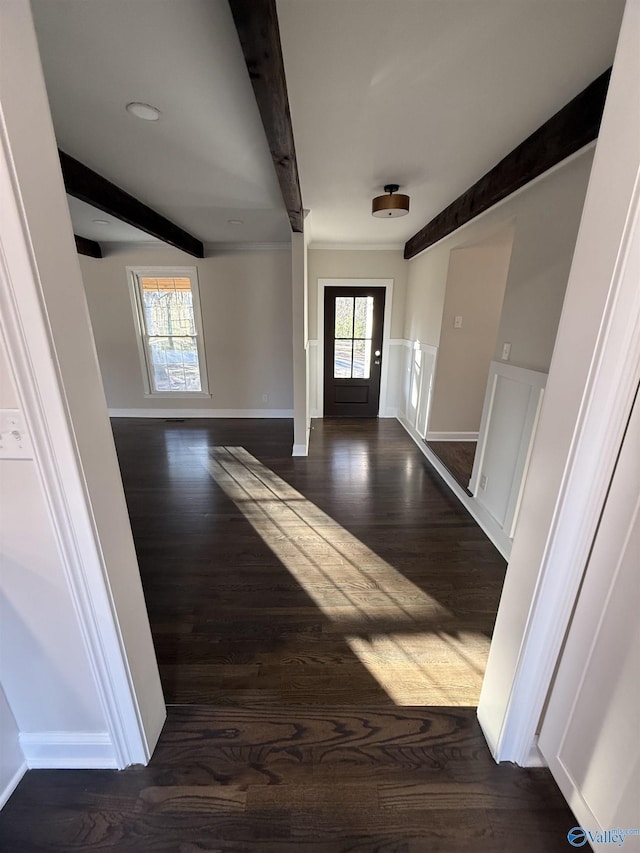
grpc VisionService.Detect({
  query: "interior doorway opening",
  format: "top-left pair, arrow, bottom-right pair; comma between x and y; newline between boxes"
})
425,224 -> 515,490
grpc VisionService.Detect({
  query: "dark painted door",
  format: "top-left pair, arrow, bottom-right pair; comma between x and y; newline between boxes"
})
323,286 -> 385,417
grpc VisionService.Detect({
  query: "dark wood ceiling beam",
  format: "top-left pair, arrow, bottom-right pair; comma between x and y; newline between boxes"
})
228,0 -> 304,233
404,69 -> 611,260
74,234 -> 102,258
59,151 -> 205,258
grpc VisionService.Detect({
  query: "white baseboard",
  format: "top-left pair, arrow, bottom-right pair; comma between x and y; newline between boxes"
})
108,408 -> 294,419
398,415 -> 512,560
292,421 -> 312,457
524,739 -> 547,768
301,408 -> 398,420
426,431 -> 479,442
19,732 -> 118,769
0,762 -> 27,810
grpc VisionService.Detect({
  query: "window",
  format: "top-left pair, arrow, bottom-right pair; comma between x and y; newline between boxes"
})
333,294 -> 374,379
128,267 -> 209,395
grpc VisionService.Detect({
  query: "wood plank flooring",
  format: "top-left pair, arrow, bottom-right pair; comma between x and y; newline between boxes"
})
426,441 -> 477,491
0,705 -> 576,852
112,418 -> 503,706
0,418 -> 578,850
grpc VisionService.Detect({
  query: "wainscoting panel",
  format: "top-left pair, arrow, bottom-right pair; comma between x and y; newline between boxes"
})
470,362 -> 547,537
308,340 -> 319,418
402,341 -> 438,437
307,338 -> 411,419
382,340 -> 409,417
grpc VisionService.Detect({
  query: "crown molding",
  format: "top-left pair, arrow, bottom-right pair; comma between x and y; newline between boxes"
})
309,242 -> 405,251
205,241 -> 291,253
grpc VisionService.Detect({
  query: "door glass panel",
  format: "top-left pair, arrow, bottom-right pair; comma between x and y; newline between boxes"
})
352,339 -> 371,378
335,297 -> 354,338
334,340 -> 353,378
354,296 -> 374,339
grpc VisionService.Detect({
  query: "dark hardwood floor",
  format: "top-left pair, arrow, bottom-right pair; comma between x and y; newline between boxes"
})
0,705 -> 575,852
113,418 -> 502,706
0,418 -> 577,850
426,441 -> 477,491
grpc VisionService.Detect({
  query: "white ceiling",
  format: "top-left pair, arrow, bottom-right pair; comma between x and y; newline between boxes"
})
32,0 -> 291,246
67,197 -> 161,244
277,0 -> 625,247
33,0 -> 625,251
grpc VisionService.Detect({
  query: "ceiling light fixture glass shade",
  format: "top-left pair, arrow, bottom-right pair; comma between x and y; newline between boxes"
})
126,102 -> 161,121
372,183 -> 410,217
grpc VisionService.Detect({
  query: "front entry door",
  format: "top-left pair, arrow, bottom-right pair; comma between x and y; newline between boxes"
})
323,286 -> 385,417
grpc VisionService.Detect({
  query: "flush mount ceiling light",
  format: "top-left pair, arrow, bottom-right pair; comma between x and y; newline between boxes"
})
372,183 -> 410,218
126,101 -> 161,121
92,219 -> 109,225
227,219 -> 244,226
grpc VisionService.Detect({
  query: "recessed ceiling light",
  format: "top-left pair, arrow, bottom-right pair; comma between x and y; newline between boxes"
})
92,219 -> 110,225
227,219 -> 244,226
126,102 -> 161,121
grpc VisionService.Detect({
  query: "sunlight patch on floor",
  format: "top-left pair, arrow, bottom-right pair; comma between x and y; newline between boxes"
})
202,446 -> 490,705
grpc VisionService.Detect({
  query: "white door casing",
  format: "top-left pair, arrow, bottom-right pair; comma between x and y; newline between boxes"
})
538,384 -> 640,840
477,0 -> 640,765
317,279 -> 394,417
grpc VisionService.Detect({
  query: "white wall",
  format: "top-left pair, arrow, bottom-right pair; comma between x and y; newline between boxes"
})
1,0 -> 165,771
80,247 -> 294,414
395,139 -> 595,559
307,249 -> 407,339
0,324 -> 107,739
0,683 -> 24,809
429,238 -> 513,433
539,373 -> 640,835
307,249 -> 408,417
478,0 -> 640,764
404,147 -> 595,372
492,153 -> 597,372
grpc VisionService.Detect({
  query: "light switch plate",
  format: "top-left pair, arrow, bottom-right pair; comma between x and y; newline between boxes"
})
0,409 -> 33,459
454,315 -> 463,329
501,342 -> 512,361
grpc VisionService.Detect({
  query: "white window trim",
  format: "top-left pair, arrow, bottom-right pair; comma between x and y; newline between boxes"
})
126,266 -> 210,397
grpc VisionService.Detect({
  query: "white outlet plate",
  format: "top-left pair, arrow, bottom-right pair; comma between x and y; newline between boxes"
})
480,473 -> 488,490
0,409 -> 33,459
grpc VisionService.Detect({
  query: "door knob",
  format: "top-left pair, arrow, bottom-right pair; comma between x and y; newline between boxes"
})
374,350 -> 381,357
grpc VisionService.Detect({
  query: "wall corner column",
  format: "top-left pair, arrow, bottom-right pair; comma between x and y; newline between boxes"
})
291,219 -> 310,456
